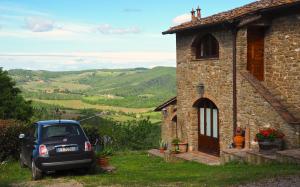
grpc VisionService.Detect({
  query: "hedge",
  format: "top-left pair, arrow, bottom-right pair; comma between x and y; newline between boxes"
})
0,118 -> 161,161
0,120 -> 29,161
82,118 -> 161,151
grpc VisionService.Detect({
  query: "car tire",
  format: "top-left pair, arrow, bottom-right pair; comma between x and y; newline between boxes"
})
88,161 -> 97,174
19,154 -> 26,168
31,160 -> 43,180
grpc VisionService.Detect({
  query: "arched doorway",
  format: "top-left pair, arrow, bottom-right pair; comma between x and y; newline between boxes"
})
194,98 -> 219,156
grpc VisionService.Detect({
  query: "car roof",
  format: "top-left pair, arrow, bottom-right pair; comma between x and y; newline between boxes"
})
36,120 -> 80,126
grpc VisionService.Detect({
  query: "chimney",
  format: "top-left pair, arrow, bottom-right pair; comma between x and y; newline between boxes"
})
191,8 -> 196,21
196,6 -> 201,19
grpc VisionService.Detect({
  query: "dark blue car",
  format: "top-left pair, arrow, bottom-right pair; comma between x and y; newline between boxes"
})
19,120 -> 95,180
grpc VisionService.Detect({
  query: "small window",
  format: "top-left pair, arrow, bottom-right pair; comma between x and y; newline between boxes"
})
195,34 -> 219,59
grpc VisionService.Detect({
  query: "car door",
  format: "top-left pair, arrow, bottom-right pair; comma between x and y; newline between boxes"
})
24,124 -> 38,165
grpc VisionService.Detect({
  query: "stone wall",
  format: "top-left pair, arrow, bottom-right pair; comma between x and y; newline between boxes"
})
264,15 -> 300,119
236,14 -> 300,149
171,13 -> 299,154
176,28 -> 234,151
160,104 -> 178,148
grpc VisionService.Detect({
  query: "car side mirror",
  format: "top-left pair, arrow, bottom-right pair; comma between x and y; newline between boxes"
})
19,133 -> 25,139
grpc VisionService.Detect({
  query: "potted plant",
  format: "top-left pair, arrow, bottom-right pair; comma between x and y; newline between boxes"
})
95,148 -> 113,168
255,128 -> 285,153
171,138 -> 180,153
178,142 -> 188,153
233,127 -> 245,149
159,140 -> 167,153
171,138 -> 188,153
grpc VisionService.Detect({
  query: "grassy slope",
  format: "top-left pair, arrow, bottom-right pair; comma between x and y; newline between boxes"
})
1,152 -> 300,187
32,99 -> 151,113
8,67 -> 176,108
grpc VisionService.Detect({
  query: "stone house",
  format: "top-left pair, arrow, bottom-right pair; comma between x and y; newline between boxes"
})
156,0 -> 300,156
155,97 -> 177,145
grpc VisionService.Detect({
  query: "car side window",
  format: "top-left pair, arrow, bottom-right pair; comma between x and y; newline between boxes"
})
34,124 -> 38,140
28,124 -> 38,140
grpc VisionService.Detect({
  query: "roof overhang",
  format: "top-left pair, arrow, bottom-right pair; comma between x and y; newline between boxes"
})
154,96 -> 177,112
162,1 -> 300,35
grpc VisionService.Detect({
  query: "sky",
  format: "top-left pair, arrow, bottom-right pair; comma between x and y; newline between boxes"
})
0,0 -> 255,71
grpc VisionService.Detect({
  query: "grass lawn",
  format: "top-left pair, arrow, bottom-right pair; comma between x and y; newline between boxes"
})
1,152 -> 300,187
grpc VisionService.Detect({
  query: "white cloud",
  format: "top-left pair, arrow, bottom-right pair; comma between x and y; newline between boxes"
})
24,17 -> 55,32
97,24 -> 141,35
0,52 -> 175,71
172,13 -> 191,25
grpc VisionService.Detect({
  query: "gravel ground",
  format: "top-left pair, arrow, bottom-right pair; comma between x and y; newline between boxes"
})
237,175 -> 300,187
12,175 -> 300,187
12,179 -> 83,187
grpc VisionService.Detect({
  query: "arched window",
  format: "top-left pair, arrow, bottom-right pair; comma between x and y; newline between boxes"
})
194,34 -> 219,59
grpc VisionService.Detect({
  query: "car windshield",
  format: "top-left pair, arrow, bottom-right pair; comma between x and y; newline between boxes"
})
42,124 -> 81,140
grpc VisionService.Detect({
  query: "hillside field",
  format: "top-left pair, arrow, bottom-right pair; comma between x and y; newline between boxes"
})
9,67 -> 176,109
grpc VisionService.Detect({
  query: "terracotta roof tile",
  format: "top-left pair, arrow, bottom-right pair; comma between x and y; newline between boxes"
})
163,0 -> 300,34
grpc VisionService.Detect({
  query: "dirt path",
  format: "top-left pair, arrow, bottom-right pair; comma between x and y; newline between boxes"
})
12,175 -> 300,187
237,175 -> 300,187
12,179 -> 83,187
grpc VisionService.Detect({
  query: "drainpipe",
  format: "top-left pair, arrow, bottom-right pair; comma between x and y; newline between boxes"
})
232,28 -> 238,137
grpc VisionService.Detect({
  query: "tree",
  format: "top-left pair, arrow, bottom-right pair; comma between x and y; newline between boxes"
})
0,68 -> 33,121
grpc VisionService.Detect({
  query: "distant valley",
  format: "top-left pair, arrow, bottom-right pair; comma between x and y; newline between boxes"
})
8,67 -> 176,110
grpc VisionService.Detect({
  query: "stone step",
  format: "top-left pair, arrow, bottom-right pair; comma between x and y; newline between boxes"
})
177,151 -> 221,165
276,149 -> 300,164
148,149 -> 221,165
246,150 -> 277,164
222,148 -> 300,165
221,149 -> 248,164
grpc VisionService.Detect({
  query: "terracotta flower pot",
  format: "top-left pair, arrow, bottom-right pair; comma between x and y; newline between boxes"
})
97,157 -> 109,168
178,143 -> 188,153
159,148 -> 165,153
234,135 -> 245,149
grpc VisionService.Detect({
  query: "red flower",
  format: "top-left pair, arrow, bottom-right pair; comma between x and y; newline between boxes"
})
256,128 -> 285,141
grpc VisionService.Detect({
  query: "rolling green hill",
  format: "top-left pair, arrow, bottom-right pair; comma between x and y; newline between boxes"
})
8,67 -> 176,108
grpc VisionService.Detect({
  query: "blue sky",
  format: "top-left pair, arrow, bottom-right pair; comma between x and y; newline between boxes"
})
0,0 -> 254,71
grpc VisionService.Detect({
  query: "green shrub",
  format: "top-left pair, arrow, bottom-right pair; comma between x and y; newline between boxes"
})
0,120 -> 30,161
82,125 -> 101,145
81,117 -> 160,151
171,138 -> 180,145
0,68 -> 33,122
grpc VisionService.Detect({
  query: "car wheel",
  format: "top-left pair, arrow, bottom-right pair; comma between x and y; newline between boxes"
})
88,161 -> 97,174
31,160 -> 42,180
19,154 -> 26,168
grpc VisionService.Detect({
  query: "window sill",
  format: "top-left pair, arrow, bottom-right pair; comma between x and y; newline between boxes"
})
191,57 -> 219,62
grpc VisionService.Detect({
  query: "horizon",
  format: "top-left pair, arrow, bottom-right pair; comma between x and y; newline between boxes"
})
6,65 -> 175,72
0,0 -> 255,71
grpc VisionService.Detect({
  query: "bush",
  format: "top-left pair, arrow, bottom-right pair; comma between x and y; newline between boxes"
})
0,120 -> 29,161
0,68 -> 33,121
82,117 -> 160,151
0,116 -> 160,161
